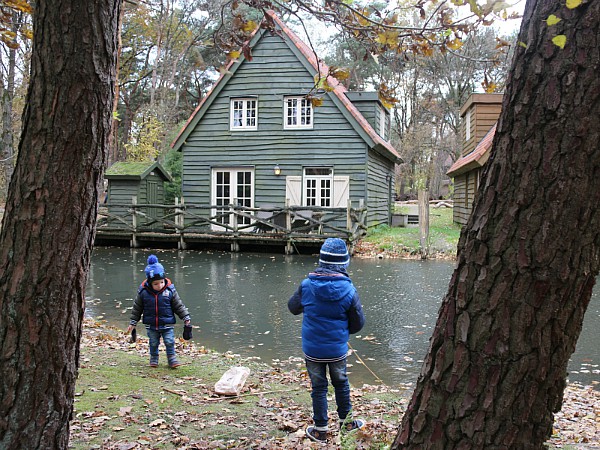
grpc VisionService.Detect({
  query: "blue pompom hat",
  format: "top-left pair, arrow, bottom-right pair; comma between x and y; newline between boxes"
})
145,254 -> 165,281
319,238 -> 350,269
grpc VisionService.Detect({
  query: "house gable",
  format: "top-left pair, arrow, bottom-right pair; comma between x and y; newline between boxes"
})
171,11 -> 400,164
172,11 -> 399,227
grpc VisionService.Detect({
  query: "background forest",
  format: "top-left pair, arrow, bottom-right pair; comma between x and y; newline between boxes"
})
0,0 -> 516,205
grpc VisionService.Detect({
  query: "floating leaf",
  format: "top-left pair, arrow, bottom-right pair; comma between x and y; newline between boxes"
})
552,35 -> 567,49
546,14 -> 562,26
566,0 -> 582,8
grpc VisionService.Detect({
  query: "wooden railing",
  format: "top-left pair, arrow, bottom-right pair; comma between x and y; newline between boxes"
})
97,198 -> 367,249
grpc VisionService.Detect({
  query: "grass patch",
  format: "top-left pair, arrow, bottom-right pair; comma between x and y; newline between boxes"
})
360,207 -> 462,257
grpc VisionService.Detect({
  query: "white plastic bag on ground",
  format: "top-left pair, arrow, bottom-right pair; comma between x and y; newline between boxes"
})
214,366 -> 250,396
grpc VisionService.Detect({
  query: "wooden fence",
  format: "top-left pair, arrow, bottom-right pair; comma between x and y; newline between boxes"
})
96,198 -> 367,253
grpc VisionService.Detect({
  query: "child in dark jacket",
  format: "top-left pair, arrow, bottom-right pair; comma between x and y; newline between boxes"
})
288,238 -> 366,443
127,255 -> 191,368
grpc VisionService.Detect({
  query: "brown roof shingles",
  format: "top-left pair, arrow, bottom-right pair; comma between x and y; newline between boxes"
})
447,123 -> 497,176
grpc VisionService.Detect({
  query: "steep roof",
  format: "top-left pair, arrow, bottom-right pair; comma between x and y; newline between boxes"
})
105,161 -> 172,181
171,10 -> 401,163
446,123 -> 496,177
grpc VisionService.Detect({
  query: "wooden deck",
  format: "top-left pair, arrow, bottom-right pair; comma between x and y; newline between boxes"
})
95,200 -> 367,254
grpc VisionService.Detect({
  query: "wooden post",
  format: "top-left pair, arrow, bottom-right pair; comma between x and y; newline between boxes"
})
175,197 -> 186,250
285,198 -> 291,232
418,190 -> 429,259
285,198 -> 293,254
231,202 -> 238,234
131,196 -> 138,248
347,199 -> 352,231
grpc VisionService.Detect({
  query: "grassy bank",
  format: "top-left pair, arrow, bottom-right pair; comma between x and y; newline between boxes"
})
71,319 -> 406,449
355,206 -> 461,259
71,319 -> 600,449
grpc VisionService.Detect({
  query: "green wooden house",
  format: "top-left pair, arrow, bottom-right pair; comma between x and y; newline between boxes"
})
171,11 -> 401,231
104,161 -> 172,228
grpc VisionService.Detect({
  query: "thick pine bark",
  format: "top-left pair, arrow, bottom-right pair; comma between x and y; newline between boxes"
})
0,2 -> 120,449
393,1 -> 600,448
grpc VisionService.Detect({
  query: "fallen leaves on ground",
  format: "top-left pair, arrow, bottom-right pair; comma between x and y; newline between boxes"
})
72,318 -> 600,449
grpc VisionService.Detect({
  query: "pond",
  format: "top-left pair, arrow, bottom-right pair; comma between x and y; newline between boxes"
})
86,247 -> 600,389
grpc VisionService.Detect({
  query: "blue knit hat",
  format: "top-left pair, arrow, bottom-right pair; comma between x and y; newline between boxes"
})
319,238 -> 350,268
145,254 -> 165,281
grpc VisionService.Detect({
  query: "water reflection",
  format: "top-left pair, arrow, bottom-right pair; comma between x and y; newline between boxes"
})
86,248 -> 600,389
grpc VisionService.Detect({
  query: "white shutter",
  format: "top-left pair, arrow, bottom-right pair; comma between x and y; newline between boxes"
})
286,176 -> 302,206
333,176 -> 350,207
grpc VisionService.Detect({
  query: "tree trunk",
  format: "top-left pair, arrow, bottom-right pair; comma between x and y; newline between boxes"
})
393,1 -> 600,448
0,1 -> 120,448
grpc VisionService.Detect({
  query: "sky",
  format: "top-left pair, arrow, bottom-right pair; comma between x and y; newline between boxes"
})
290,0 -> 526,55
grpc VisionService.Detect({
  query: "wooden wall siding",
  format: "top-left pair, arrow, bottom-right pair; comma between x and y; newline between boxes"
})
349,101 -> 376,133
181,33 -> 376,213
366,149 -> 394,226
107,180 -> 139,223
451,174 -> 469,225
344,98 -> 389,142
451,168 -> 481,226
106,175 -> 166,228
461,102 -> 502,157
473,103 -> 501,150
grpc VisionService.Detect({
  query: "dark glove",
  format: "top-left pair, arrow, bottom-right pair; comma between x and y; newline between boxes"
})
130,327 -> 137,343
183,324 -> 193,340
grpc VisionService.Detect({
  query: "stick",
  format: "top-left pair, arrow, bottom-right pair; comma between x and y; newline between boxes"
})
203,387 -> 302,401
163,386 -> 302,401
348,342 -> 384,384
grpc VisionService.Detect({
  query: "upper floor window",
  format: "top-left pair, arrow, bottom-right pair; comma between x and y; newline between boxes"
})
465,109 -> 471,141
378,105 -> 387,140
284,96 -> 313,129
230,98 -> 257,130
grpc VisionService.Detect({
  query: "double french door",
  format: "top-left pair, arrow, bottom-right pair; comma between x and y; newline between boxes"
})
211,168 -> 254,230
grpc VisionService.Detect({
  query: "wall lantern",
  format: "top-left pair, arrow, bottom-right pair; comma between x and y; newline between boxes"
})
273,164 -> 281,176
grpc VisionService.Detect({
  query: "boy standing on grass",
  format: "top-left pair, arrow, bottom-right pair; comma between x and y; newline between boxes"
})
288,238 -> 366,443
127,254 -> 191,368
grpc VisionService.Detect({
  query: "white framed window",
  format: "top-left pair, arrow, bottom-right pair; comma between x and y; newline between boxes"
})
286,173 -> 349,207
465,109 -> 471,141
378,106 -> 387,139
230,98 -> 257,130
284,96 -> 313,129
211,168 -> 254,230
304,167 -> 332,207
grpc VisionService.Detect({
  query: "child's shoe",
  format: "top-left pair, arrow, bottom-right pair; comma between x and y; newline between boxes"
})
305,426 -> 328,442
168,356 -> 181,368
340,418 -> 365,432
149,356 -> 159,368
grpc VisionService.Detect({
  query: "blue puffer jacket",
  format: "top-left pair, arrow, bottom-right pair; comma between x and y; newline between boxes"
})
288,268 -> 365,360
130,278 -> 190,330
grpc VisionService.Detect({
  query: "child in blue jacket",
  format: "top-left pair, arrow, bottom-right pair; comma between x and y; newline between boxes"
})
127,255 -> 191,368
288,238 -> 366,443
